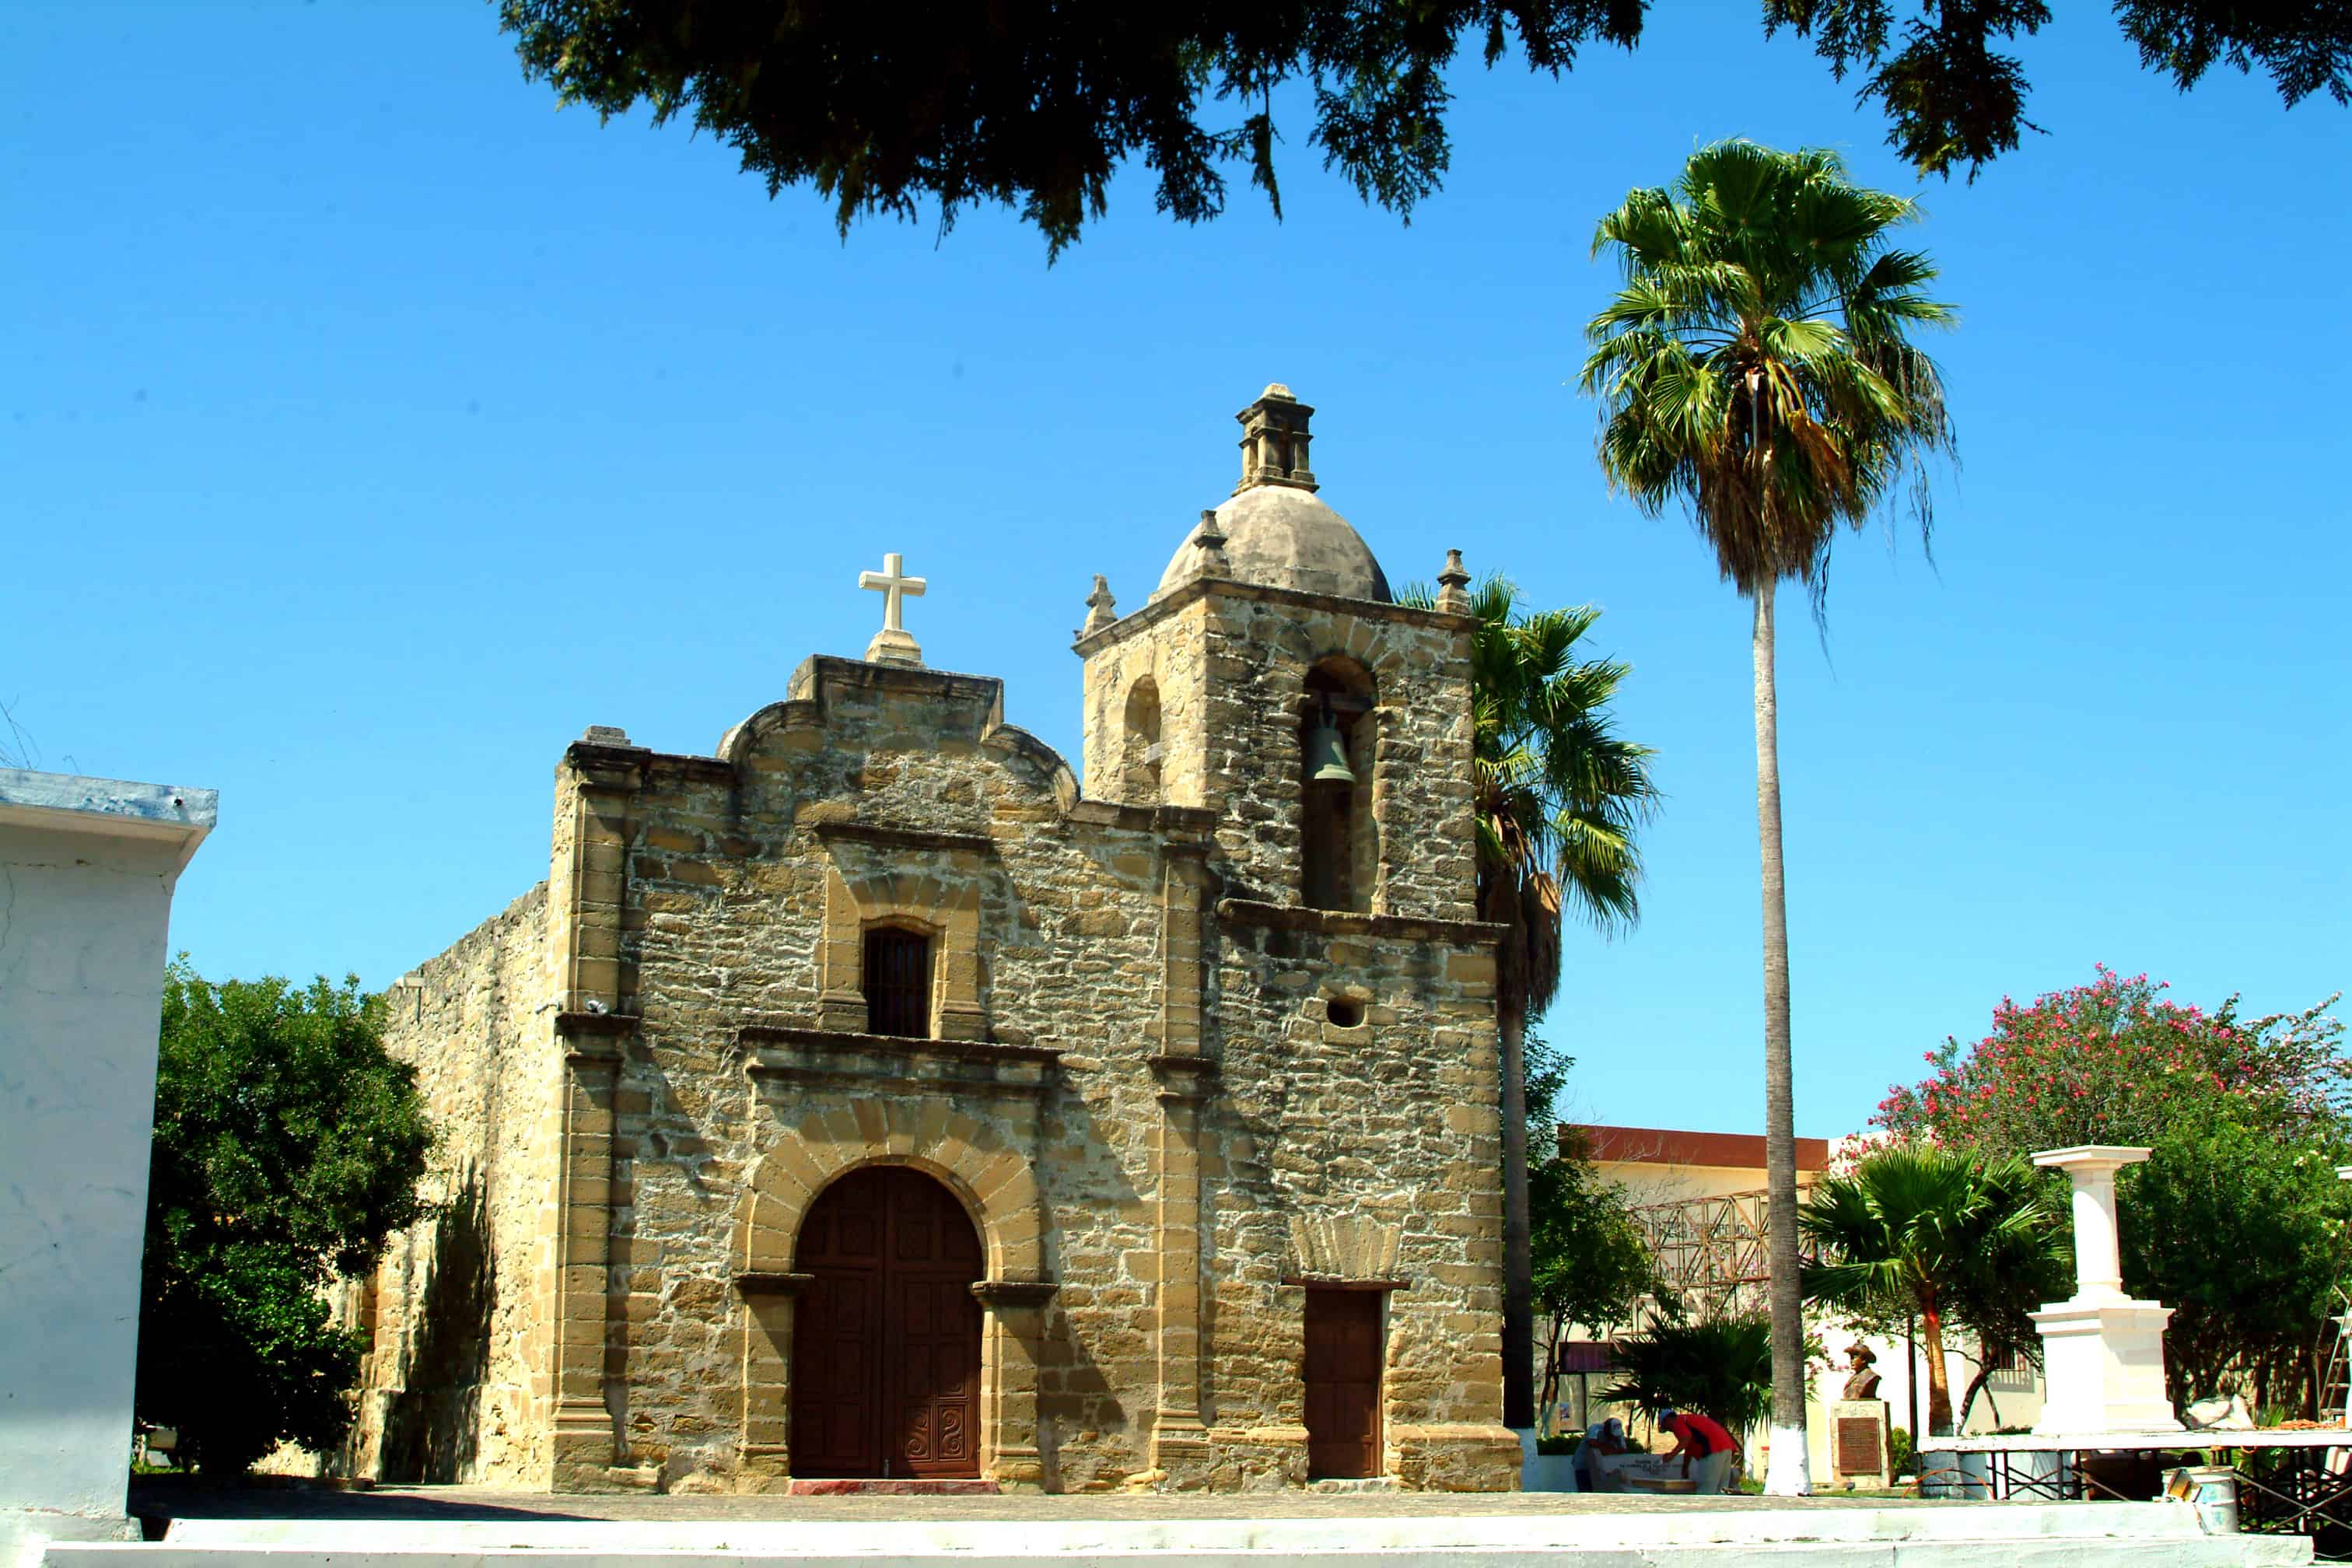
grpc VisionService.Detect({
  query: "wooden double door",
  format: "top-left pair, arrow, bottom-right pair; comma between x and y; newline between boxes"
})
789,1166 -> 984,1478
1304,1288 -> 1384,1479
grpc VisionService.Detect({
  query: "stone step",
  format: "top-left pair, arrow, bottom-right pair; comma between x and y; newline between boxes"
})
785,1479 -> 1002,1496
44,1503 -> 2313,1568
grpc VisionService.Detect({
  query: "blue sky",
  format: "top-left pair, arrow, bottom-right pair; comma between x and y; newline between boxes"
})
7,2 -> 2346,1142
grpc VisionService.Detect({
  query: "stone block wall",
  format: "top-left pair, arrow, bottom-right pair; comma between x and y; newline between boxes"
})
334,883 -> 560,1486
336,627 -> 1510,1494
1193,901 -> 1515,1490
1079,580 -> 1478,923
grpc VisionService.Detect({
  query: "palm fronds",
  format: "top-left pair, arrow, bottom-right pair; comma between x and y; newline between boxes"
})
1580,138 -> 1957,618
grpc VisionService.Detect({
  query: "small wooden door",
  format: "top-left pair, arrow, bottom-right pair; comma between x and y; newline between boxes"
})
789,1166 -> 983,1478
1304,1288 -> 1384,1479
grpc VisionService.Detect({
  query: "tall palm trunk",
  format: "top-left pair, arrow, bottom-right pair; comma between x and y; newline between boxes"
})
1919,1288 -> 1955,1435
1499,968 -> 1535,1431
1753,586 -> 1812,1494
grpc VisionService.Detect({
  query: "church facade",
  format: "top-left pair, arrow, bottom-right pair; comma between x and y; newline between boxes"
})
334,387 -> 1517,1494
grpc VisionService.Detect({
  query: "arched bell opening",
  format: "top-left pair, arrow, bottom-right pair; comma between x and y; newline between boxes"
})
1299,657 -> 1378,913
1120,676 -> 1164,805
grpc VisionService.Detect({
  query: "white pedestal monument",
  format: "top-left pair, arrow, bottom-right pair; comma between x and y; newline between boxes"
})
2031,1145 -> 2182,1435
0,771 -> 215,1568
2336,1166 -> 2352,1425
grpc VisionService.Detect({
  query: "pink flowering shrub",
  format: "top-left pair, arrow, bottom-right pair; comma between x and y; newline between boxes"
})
1877,967 -> 2347,1158
1875,968 -> 2352,1409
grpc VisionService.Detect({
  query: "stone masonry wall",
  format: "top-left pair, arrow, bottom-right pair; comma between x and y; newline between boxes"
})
1199,904 -> 1510,1489
579,661 -> 1178,1491
1080,581 -> 1479,924
547,647 -> 1511,1493
335,883 -> 560,1486
345,562 -> 1509,1496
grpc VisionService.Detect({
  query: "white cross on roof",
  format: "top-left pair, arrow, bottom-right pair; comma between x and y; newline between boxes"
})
858,551 -> 926,667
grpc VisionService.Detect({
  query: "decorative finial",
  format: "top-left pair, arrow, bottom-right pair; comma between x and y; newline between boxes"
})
1234,383 -> 1318,495
858,550 -> 927,667
1082,574 -> 1118,636
1194,509 -> 1230,577
1436,548 -> 1472,614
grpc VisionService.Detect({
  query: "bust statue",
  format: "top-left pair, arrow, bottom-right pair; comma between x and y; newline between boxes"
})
1839,1343 -> 1883,1402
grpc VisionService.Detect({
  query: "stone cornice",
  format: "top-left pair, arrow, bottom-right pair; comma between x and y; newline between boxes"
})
1071,574 -> 1472,657
1280,1275 -> 1412,1293
562,741 -> 734,791
813,820 -> 996,856
971,1279 -> 1059,1310
555,1010 -> 639,1040
740,1024 -> 1060,1064
1149,1053 -> 1220,1103
742,1024 -> 1059,1096
1214,898 -> 1507,948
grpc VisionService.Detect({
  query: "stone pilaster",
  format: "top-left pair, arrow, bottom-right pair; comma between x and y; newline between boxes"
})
544,738 -> 642,1489
1150,834 -> 1216,1482
732,1271 -> 813,1490
549,1024 -> 626,1488
556,740 -> 643,1014
973,1280 -> 1057,1489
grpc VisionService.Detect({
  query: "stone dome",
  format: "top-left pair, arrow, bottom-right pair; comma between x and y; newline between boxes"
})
1155,485 -> 1393,604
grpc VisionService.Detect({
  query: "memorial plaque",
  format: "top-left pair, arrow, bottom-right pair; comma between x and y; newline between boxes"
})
1836,1416 -> 1882,1473
1831,1399 -> 1893,1489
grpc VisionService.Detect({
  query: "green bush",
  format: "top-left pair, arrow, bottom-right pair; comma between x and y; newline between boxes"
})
1596,1297 -> 1773,1436
138,963 -> 435,1473
1535,1433 -> 1580,1455
1887,1426 -> 1916,1477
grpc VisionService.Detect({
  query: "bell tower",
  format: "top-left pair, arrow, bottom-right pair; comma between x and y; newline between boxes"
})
1073,387 -> 1479,924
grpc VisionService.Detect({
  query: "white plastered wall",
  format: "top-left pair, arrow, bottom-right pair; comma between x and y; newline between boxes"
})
0,772 -> 213,1568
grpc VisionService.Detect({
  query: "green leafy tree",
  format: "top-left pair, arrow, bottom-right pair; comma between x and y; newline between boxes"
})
498,1 -> 2345,250
1769,0 -> 2347,177
1880,971 -> 2352,1412
1797,1142 -> 2065,1433
1532,1129 -> 1654,1419
2128,1101 -> 2352,1409
1581,138 -> 1957,1491
1403,573 -> 1658,1429
138,962 -> 435,1473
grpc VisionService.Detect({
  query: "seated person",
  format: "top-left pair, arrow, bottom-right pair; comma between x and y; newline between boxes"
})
1657,1407 -> 1741,1494
1575,1416 -> 1626,1491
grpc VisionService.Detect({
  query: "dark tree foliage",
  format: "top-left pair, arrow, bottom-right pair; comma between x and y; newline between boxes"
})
500,0 -> 2346,249
1598,1297 -> 1777,1437
1767,0 -> 2350,178
138,962 -> 435,1474
497,0 -> 1645,256
1532,1125 -> 1654,1416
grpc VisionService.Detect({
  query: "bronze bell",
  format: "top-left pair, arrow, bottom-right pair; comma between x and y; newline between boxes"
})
1305,715 -> 1356,786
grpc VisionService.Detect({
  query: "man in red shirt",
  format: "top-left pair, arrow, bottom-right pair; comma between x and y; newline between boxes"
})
1658,1408 -> 1741,1494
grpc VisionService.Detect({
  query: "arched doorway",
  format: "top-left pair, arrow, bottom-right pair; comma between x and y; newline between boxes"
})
790,1165 -> 984,1479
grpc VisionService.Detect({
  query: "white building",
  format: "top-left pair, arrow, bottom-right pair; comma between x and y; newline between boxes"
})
0,771 -> 214,1568
1554,1123 -> 2042,1482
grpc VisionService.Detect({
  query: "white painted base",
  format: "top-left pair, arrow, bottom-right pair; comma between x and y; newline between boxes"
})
1762,1422 -> 1813,1496
2034,1298 -> 2183,1435
5,1510 -> 138,1568
42,1503 -> 2313,1568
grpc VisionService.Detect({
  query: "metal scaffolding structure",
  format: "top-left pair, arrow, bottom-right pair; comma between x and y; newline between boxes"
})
1629,1187 -> 1773,1301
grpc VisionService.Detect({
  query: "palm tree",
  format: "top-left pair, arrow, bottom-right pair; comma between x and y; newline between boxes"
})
1799,1143 -> 2063,1435
1409,573 -> 1659,1430
1598,1296 -> 1775,1442
1580,138 -> 1958,1491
